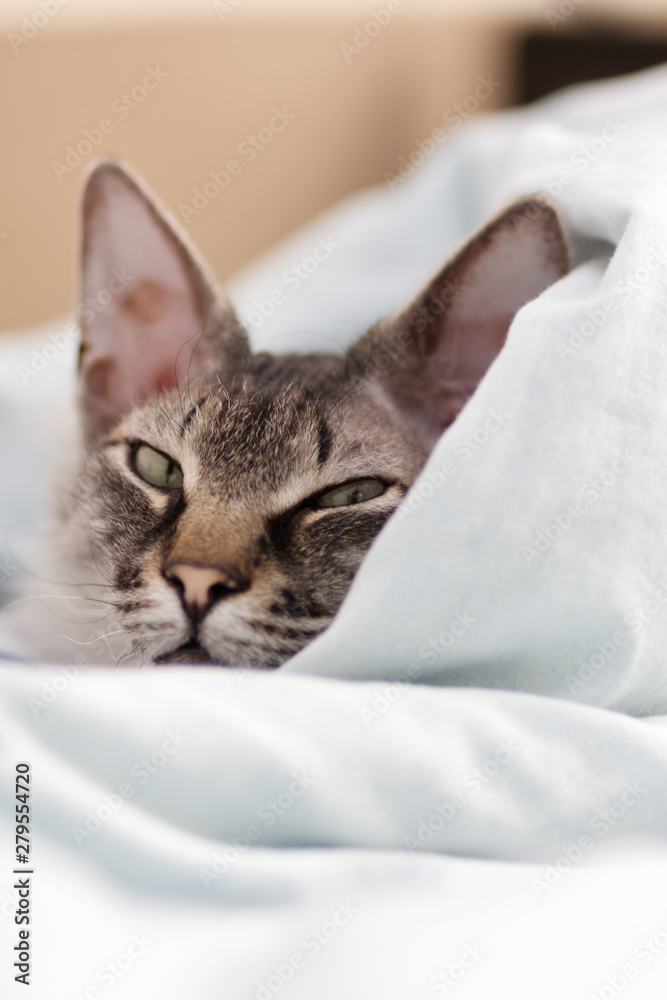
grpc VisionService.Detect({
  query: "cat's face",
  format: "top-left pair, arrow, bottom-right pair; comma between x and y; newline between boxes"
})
65,162 -> 569,667
73,356 -> 426,666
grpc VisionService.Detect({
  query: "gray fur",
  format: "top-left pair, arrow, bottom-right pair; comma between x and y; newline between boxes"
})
58,162 -> 569,668
62,352 -> 425,666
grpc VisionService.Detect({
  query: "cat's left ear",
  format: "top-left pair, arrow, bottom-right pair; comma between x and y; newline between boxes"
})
78,159 -> 248,441
350,196 -> 570,447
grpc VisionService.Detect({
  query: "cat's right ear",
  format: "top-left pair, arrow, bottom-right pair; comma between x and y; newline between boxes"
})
78,160 -> 249,441
350,196 -> 570,448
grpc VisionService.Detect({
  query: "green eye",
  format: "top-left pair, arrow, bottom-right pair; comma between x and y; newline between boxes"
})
314,478 -> 385,509
132,444 -> 183,489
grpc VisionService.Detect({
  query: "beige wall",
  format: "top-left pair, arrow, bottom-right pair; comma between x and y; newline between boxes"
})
0,16 -> 515,331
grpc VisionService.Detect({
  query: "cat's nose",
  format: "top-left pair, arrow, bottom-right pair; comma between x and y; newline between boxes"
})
164,562 -> 248,616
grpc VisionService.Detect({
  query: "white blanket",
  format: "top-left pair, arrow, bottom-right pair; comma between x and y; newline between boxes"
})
3,64 -> 667,998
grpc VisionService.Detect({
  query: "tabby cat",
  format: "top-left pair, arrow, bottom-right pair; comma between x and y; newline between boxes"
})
61,161 -> 568,667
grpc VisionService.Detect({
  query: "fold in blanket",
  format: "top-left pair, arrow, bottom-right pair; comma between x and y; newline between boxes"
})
278,67 -> 667,721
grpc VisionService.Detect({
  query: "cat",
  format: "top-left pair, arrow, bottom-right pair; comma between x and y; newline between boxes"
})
57,160 -> 569,668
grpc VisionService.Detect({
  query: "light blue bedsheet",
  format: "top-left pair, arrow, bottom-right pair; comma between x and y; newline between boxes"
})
2,64 -> 667,998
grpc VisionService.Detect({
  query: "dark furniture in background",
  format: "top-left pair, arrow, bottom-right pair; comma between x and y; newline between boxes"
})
516,28 -> 667,105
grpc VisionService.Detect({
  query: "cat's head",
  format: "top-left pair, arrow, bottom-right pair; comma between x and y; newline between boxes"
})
66,161 -> 569,667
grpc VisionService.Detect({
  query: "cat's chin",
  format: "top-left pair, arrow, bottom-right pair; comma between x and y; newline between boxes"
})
154,642 -> 219,666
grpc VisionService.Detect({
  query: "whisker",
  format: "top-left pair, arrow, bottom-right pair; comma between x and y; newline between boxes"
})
88,541 -> 114,586
173,304 -> 213,420
53,628 -> 124,647
115,643 -> 136,666
182,311 -> 210,405
153,393 -> 188,435
38,579 -> 110,590
0,594 -> 114,613
47,610 -> 114,626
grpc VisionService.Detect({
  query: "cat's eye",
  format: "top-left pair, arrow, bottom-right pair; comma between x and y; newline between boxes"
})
314,478 -> 385,509
132,444 -> 183,490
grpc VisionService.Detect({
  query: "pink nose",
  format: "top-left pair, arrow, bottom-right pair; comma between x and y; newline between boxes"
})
164,562 -> 246,613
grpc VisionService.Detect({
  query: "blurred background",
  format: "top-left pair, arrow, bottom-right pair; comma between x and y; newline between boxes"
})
2,0 -> 667,332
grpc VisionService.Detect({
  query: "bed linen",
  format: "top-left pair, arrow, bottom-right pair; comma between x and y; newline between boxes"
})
3,64 -> 667,997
